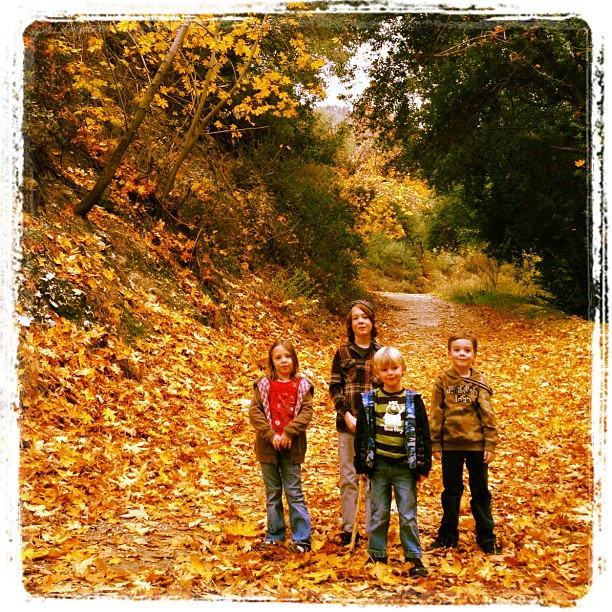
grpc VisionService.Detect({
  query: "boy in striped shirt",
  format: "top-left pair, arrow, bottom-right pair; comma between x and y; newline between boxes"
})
354,346 -> 432,576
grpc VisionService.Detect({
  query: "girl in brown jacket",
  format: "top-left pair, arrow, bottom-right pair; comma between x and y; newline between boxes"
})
249,339 -> 314,553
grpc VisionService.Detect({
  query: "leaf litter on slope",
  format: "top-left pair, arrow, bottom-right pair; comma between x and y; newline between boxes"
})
18,212 -> 595,605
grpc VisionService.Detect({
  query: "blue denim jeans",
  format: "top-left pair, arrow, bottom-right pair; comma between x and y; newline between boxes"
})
260,452 -> 311,546
369,458 -> 422,560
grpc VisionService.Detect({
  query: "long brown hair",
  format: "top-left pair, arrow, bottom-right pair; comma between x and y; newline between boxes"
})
345,300 -> 378,342
267,339 -> 299,380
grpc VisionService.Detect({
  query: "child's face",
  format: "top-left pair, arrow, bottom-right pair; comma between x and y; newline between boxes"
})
377,362 -> 404,393
271,345 -> 295,380
449,339 -> 475,373
350,306 -> 373,339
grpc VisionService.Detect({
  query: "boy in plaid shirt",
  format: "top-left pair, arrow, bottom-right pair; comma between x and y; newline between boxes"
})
329,300 -> 381,545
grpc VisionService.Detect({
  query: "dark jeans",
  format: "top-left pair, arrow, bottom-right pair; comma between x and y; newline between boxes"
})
437,450 -> 496,546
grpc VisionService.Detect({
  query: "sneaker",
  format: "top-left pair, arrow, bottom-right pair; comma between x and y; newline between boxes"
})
258,539 -> 283,551
408,558 -> 428,577
427,538 -> 457,551
338,531 -> 361,546
479,540 -> 502,555
287,541 -> 311,554
366,554 -> 388,565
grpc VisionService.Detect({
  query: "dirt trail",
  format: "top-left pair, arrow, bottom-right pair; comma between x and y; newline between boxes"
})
379,292 -> 463,329
375,291 -> 488,353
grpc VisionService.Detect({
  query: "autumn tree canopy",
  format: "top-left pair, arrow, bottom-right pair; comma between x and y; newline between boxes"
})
22,11 -> 594,315
23,13 -> 369,311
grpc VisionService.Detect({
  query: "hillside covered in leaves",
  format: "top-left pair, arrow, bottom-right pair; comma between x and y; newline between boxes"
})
17,195 -> 595,605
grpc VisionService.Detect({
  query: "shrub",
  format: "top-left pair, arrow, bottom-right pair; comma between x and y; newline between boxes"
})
429,249 -> 546,307
364,232 -> 421,281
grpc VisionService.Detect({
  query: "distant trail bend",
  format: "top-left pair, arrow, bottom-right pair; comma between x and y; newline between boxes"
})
375,291 -> 489,352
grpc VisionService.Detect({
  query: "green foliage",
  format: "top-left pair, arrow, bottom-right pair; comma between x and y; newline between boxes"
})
424,188 -> 480,251
429,248 -> 549,310
364,232 -> 421,281
268,158 -> 362,310
231,105 -> 364,312
271,268 -> 320,301
352,14 -> 591,316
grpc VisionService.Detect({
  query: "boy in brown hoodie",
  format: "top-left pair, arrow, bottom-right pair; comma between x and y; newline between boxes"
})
428,333 -> 501,554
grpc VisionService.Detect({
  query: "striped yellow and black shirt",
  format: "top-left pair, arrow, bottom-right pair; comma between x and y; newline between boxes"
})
374,388 -> 408,462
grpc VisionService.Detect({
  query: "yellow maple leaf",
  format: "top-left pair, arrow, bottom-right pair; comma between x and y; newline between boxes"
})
80,411 -> 94,424
190,555 -> 209,577
224,521 -> 260,537
102,408 -> 116,422
440,554 -> 463,575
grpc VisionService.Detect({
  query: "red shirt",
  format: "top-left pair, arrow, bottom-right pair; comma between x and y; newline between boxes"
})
269,378 -> 300,435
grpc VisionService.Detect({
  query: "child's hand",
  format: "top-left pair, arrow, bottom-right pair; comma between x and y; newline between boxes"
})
484,451 -> 495,464
272,434 -> 283,450
433,451 -> 442,461
344,412 -> 357,433
279,433 -> 292,449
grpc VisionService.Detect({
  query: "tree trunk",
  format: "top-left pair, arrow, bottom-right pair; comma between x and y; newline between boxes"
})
74,18 -> 193,218
156,19 -> 222,210
157,16 -> 267,208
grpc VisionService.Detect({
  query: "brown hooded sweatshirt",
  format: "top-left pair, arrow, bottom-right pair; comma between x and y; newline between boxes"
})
429,367 -> 498,453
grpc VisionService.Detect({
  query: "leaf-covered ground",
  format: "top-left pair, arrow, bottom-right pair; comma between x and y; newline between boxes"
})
17,208 -> 596,606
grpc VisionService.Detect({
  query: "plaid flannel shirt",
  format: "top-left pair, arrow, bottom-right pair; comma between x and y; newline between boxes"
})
328,341 -> 381,433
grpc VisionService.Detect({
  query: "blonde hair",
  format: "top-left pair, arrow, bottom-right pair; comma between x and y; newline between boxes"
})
372,346 -> 406,375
